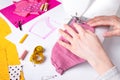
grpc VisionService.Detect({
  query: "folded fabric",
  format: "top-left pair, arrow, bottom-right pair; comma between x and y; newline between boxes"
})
0,48 -> 10,80
0,17 -> 11,38
0,37 -> 25,80
0,17 -> 24,80
26,0 -> 41,2
14,0 -> 41,17
51,17 -> 95,75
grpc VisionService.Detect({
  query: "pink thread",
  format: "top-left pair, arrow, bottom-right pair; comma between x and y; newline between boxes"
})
20,50 -> 28,60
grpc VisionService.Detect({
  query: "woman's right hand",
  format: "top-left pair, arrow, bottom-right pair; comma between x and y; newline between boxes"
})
58,23 -> 114,75
87,16 -> 120,37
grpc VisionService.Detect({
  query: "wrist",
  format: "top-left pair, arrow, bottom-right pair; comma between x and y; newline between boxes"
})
87,51 -> 114,75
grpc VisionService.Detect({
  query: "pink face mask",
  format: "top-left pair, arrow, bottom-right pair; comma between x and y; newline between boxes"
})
51,16 -> 95,75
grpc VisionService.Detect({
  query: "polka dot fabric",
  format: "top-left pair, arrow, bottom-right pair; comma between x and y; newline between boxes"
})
8,65 -> 23,80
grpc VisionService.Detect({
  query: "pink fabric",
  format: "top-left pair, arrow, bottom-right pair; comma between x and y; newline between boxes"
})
51,17 -> 95,75
14,1 -> 41,17
27,0 -> 41,2
0,0 -> 61,28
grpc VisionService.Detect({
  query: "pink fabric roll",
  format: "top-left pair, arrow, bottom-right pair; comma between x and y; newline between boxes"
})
51,17 -> 95,75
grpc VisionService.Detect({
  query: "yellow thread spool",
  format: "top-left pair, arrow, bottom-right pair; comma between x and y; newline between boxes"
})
30,45 -> 45,64
30,53 -> 45,64
19,34 -> 28,43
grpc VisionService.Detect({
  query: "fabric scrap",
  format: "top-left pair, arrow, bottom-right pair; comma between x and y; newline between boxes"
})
8,65 -> 23,80
0,17 -> 11,38
14,1 -> 41,17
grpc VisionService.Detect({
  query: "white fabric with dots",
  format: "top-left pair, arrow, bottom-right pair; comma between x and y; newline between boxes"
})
8,65 -> 23,80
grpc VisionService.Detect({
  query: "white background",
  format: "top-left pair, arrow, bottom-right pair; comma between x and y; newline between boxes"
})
0,0 -> 120,80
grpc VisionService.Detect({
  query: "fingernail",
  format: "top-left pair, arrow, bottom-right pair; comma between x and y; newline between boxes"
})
86,21 -> 93,25
64,24 -> 67,26
86,22 -> 90,25
87,22 -> 92,25
58,29 -> 62,32
88,23 -> 95,27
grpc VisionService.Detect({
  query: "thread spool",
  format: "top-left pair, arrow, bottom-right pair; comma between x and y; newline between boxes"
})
20,50 -> 28,60
40,4 -> 45,11
30,45 -> 45,64
19,34 -> 28,43
43,3 -> 48,11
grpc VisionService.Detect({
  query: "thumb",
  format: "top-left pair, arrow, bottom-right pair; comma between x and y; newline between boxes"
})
103,29 -> 120,37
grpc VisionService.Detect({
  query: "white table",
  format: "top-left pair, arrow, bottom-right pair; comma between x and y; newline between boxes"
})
0,0 -> 120,80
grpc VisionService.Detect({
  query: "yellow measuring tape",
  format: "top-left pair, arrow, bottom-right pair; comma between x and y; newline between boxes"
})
30,46 -> 45,64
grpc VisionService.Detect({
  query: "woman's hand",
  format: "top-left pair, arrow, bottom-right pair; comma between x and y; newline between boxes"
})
58,23 -> 113,75
87,16 -> 120,37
